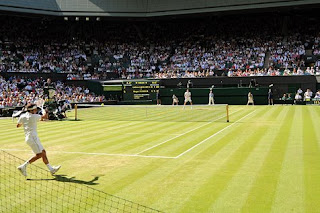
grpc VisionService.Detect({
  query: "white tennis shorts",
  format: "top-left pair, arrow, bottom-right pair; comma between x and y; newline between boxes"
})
185,98 -> 192,103
26,135 -> 44,154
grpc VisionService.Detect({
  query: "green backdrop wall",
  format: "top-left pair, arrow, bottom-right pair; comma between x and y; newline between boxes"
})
160,87 -> 269,105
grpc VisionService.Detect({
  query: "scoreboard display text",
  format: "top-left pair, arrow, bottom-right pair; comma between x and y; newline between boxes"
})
123,80 -> 160,101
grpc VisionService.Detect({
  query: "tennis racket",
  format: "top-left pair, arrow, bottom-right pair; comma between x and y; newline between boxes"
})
36,98 -> 46,115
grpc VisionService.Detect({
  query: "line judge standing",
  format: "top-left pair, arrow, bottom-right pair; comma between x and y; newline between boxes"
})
208,89 -> 215,105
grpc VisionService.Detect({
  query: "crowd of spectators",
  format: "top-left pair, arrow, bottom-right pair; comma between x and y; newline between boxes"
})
268,35 -> 306,69
227,66 -> 320,77
293,88 -> 320,102
0,75 -> 105,108
277,88 -> 320,105
0,13 -> 320,80
312,34 -> 320,56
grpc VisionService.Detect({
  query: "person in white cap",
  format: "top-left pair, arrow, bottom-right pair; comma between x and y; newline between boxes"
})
17,103 -> 61,176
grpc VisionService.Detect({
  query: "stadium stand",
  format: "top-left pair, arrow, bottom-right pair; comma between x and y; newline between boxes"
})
1,2 -> 320,212
0,13 -> 320,81
0,76 -> 105,108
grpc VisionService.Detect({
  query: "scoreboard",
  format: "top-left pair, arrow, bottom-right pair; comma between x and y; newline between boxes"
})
123,80 -> 160,101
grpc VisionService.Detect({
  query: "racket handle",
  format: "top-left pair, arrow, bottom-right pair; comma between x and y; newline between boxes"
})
41,107 -> 46,115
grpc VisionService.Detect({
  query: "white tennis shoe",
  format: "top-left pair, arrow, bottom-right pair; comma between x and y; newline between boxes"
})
50,165 -> 61,175
17,165 -> 27,177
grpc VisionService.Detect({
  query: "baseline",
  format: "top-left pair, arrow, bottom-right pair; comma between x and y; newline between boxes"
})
0,149 -> 175,159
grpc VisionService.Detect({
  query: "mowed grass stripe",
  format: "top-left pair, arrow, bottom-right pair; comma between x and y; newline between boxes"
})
0,109 -> 208,140
32,122 -> 132,150
303,106 -> 320,213
42,119 -> 173,143
77,106 -> 218,135
80,109 -> 256,209
312,106 -> 320,144
34,120 -> 182,153
0,119 -> 92,138
4,119 -> 204,156
102,108 -> 238,155
210,106 -> 285,213
7,120 -> 115,147
76,106 -> 160,122
77,121 -> 200,154
38,120 -> 136,138
241,106 -> 293,212
176,107 -> 275,212
0,126 -> 24,136
270,106 -> 304,213
94,157 -> 167,196
4,106 -> 320,213
41,111 -> 249,207
110,130 -> 245,212
140,122 -> 228,156
5,120 -> 134,149
140,108 -> 253,156
76,105 -> 229,123
139,108 -> 265,211
85,130 -> 174,154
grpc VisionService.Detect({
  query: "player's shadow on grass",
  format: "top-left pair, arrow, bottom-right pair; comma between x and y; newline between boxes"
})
27,175 -> 100,185
54,175 -> 100,185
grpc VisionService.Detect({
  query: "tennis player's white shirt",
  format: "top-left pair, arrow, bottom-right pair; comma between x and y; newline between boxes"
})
17,112 -> 44,154
184,92 -> 192,102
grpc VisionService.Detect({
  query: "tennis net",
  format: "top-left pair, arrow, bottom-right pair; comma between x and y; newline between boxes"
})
0,150 -> 163,213
73,104 -> 229,122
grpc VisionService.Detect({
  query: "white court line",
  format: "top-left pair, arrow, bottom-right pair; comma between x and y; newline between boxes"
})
0,149 -> 176,159
2,107 -> 249,160
1,109 -> 251,160
135,108 -> 242,155
173,110 -> 257,159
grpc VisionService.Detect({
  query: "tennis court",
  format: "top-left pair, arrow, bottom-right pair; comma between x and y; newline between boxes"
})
1,105 -> 320,212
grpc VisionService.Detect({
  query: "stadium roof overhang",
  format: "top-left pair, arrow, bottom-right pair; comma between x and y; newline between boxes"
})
0,0 -> 320,17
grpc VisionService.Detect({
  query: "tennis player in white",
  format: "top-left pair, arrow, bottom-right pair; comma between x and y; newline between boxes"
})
17,103 -> 61,176
183,89 -> 193,109
172,94 -> 179,105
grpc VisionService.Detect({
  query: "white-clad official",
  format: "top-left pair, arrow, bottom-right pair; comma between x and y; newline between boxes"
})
183,89 -> 193,109
17,103 -> 61,176
208,89 -> 215,105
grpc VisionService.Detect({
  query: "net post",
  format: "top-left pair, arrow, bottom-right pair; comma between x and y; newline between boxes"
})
75,104 -> 78,121
226,104 -> 229,122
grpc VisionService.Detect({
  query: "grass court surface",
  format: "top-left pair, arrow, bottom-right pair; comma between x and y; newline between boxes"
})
1,105 -> 320,212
